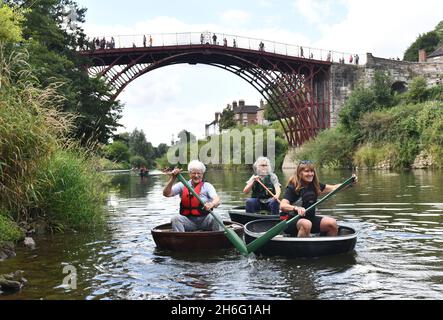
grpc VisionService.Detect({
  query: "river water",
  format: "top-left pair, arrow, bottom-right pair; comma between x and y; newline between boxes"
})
1,169 -> 442,300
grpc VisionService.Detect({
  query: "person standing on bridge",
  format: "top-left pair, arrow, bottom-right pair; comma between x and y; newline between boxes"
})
149,35 -> 153,47
212,33 -> 217,45
243,157 -> 281,215
163,160 -> 221,232
300,46 -> 304,57
233,38 -> 237,48
259,41 -> 265,51
200,33 -> 204,44
355,54 -> 359,65
280,160 -> 357,237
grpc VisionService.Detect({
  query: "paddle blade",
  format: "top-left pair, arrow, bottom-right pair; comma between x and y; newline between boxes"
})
224,227 -> 249,255
246,220 -> 288,254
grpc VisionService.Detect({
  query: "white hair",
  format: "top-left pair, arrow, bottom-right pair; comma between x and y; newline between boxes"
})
188,160 -> 206,173
253,156 -> 272,175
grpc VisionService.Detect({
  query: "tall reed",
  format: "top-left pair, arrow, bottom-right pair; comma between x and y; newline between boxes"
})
1,45 -> 105,231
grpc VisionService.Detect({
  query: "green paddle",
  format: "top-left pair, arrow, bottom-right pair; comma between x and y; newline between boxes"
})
176,173 -> 249,255
246,175 -> 356,254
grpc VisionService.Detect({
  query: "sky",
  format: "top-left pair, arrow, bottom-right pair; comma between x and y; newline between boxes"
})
74,0 -> 443,146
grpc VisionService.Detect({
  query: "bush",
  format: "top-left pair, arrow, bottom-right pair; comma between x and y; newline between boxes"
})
359,111 -> 397,142
130,155 -> 148,168
34,149 -> 106,231
0,48 -> 70,216
297,127 -> 355,168
426,84 -> 443,101
406,77 -> 428,104
353,144 -> 396,168
338,85 -> 376,133
416,101 -> 443,146
0,213 -> 24,243
103,140 -> 130,163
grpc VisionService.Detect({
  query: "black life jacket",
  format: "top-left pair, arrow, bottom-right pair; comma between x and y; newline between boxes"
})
280,185 -> 318,220
251,175 -> 275,199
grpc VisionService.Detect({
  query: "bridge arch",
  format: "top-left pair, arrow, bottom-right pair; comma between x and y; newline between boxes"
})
391,81 -> 407,94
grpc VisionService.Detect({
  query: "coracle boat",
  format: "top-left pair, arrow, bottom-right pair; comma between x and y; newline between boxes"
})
228,206 -> 278,225
151,221 -> 244,251
244,218 -> 357,258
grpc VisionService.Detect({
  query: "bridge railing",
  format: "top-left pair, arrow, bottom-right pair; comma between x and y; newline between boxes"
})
83,31 -> 361,65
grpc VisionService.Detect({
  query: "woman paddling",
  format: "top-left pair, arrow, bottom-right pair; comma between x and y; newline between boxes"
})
163,160 -> 221,232
280,160 -> 357,237
243,157 -> 281,215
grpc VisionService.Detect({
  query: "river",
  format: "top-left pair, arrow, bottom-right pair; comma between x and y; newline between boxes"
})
1,169 -> 442,300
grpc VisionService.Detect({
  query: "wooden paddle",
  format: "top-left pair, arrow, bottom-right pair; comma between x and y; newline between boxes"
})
176,173 -> 249,255
255,177 -> 281,203
246,175 -> 356,254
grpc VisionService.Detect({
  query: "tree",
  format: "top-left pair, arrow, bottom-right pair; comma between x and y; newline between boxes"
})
263,101 -> 280,121
0,3 -> 26,43
338,85 -> 376,133
218,105 -> 236,131
103,140 -> 130,162
4,0 -> 123,145
371,71 -> 394,107
128,128 -> 155,161
154,143 -> 168,158
404,31 -> 440,61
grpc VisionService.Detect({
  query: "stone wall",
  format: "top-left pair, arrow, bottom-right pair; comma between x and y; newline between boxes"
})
329,53 -> 443,127
330,63 -> 361,126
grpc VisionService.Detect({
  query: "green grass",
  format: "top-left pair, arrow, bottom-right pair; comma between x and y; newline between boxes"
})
1,46 -> 107,232
34,149 -> 106,231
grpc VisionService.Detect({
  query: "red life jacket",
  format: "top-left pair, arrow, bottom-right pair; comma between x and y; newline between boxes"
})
180,181 -> 208,216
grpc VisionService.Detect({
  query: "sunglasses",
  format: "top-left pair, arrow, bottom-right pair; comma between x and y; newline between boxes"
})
298,160 -> 313,166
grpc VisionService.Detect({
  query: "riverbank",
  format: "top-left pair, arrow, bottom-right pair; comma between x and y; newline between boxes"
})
0,48 -> 108,294
296,76 -> 443,170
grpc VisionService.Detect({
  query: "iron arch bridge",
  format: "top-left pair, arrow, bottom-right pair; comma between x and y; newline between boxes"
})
79,32 -> 339,146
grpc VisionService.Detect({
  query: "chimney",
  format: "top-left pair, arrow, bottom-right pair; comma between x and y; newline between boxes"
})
418,49 -> 427,62
259,99 -> 264,108
239,99 -> 245,107
232,101 -> 238,112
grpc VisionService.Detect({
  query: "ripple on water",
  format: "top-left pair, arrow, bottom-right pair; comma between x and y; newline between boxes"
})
3,171 -> 443,300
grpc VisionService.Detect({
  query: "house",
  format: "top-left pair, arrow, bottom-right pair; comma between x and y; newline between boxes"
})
427,46 -> 443,63
205,99 -> 267,137
233,100 -> 259,126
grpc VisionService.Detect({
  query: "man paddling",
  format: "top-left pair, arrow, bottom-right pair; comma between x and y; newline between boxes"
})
163,160 -> 221,232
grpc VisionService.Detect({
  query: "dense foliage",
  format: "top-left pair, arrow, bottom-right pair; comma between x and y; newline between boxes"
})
299,71 -> 443,169
0,47 -> 107,241
3,0 -> 123,145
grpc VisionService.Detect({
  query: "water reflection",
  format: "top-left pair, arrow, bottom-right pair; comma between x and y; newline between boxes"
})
1,169 -> 443,300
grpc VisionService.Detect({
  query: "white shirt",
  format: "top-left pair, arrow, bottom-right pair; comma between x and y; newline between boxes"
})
171,180 -> 217,204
